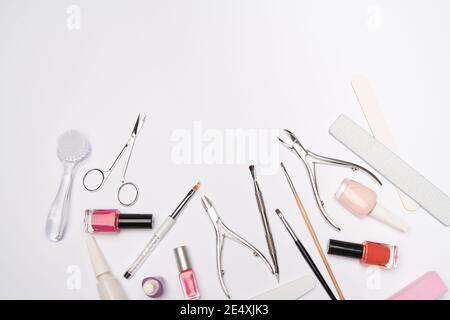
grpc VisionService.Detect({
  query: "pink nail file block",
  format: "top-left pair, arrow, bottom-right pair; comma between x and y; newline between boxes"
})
388,272 -> 448,300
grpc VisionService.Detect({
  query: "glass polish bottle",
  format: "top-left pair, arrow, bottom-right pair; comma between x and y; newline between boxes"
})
327,239 -> 398,269
174,246 -> 200,299
84,209 -> 153,233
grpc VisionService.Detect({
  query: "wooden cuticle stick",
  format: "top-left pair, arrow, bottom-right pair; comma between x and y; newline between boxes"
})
280,162 -> 345,300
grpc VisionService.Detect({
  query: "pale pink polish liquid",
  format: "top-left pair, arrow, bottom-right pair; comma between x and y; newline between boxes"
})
174,246 -> 200,300
179,269 -> 200,299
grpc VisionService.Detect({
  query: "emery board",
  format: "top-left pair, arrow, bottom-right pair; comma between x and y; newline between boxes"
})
329,114 -> 450,226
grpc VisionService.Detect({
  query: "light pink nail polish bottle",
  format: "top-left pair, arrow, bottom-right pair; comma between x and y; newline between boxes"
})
174,246 -> 200,300
335,179 -> 409,232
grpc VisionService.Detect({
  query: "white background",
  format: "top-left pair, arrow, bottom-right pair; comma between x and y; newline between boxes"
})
1,0 -> 449,300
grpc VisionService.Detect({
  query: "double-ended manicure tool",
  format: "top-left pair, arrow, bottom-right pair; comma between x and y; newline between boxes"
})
249,165 -> 279,282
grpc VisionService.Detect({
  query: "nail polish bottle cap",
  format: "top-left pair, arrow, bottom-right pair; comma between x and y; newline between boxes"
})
174,245 -> 192,271
86,235 -> 111,276
118,213 -> 153,229
142,277 -> 164,298
327,239 -> 363,259
370,204 -> 410,232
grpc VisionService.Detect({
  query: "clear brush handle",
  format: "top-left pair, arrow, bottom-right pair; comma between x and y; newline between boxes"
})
124,217 -> 175,278
45,163 -> 75,242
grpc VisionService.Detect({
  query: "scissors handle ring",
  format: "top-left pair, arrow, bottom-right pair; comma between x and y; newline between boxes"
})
83,168 -> 106,192
117,181 -> 139,207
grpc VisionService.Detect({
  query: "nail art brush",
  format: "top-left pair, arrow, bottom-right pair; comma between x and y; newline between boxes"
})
124,181 -> 201,279
275,209 -> 336,300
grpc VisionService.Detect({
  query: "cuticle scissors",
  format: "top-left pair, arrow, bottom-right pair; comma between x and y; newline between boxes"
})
278,129 -> 381,231
83,114 -> 146,207
201,195 -> 275,299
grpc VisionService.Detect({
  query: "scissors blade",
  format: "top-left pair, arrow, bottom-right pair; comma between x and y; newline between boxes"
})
130,114 -> 146,137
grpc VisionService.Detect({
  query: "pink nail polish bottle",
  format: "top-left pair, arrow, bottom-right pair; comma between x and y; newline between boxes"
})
84,209 -> 153,233
174,246 -> 200,300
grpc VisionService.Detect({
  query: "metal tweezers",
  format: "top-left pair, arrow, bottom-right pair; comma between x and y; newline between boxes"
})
201,195 -> 275,299
278,129 -> 381,231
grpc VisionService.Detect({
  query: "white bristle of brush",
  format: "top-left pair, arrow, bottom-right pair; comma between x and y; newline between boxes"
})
57,130 -> 90,163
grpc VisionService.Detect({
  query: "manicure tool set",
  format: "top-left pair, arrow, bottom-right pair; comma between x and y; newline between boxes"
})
46,75 -> 450,300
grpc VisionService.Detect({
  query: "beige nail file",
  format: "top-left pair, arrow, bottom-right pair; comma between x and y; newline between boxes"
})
250,275 -> 316,300
351,75 -> 419,212
329,115 -> 450,226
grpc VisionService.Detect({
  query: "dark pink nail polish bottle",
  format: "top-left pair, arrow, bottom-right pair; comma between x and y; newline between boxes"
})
84,209 -> 153,233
